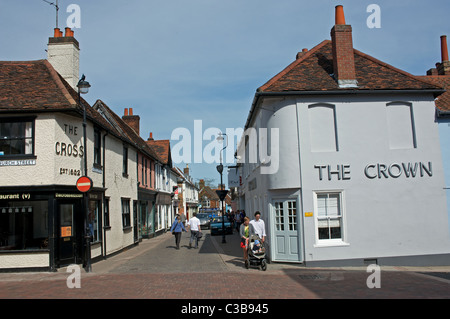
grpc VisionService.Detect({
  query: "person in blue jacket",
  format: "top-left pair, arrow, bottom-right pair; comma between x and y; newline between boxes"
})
170,215 -> 187,250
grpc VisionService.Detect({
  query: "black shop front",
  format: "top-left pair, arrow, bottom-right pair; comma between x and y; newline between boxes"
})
0,186 -> 102,271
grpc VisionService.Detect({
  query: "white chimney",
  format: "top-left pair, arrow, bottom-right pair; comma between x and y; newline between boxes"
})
47,27 -> 80,90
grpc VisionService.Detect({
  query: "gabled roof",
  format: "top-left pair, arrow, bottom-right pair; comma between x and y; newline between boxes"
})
93,100 -> 160,161
258,40 -> 442,93
146,139 -> 172,167
173,167 -> 198,189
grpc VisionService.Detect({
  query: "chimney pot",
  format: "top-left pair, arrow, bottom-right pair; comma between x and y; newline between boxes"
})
124,108 -> 129,116
129,108 -> 133,116
335,5 -> 346,25
302,48 -> 308,52
441,35 -> 449,62
54,28 -> 61,38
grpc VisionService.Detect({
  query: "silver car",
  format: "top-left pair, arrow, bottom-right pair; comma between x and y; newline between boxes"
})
196,213 -> 211,229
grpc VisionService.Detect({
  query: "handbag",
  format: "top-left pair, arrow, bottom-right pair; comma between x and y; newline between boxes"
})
197,231 -> 203,239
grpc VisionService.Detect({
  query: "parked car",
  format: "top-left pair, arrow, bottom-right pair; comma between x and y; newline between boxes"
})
210,217 -> 233,236
196,213 -> 211,230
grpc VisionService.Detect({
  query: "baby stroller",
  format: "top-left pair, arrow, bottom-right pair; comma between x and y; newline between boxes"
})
245,234 -> 267,271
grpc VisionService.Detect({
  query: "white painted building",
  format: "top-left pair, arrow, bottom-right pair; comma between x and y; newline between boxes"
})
0,28 -> 140,270
174,166 -> 199,220
237,6 -> 450,266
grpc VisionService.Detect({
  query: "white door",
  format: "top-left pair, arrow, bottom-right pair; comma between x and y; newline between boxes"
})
272,199 -> 300,262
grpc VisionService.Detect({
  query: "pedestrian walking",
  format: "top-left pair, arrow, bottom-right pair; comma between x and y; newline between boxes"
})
188,212 -> 201,249
250,211 -> 266,243
170,216 -> 187,250
240,216 -> 256,268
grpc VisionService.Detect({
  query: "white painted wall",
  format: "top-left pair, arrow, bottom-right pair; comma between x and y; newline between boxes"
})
239,93 -> 450,264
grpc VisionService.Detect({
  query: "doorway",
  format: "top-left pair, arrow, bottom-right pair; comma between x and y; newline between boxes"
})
57,201 -> 83,266
271,199 -> 301,262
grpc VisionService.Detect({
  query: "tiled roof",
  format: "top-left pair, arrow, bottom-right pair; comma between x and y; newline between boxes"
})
146,139 -> 172,166
0,60 -> 77,111
93,100 -> 161,161
0,60 -> 162,158
416,75 -> 450,112
258,40 -> 442,93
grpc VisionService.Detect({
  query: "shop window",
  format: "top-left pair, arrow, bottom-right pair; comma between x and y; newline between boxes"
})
0,201 -> 48,250
315,192 -> 344,242
386,102 -> 416,149
0,118 -> 34,157
308,104 -> 338,152
121,198 -> 131,229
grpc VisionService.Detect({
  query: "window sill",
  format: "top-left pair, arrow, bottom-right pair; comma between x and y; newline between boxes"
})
122,226 -> 132,232
314,241 -> 350,248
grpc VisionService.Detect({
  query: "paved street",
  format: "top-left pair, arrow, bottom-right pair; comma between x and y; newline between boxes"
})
0,229 -> 449,301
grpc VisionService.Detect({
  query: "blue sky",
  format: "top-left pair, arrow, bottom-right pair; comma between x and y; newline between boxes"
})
1,0 -> 449,186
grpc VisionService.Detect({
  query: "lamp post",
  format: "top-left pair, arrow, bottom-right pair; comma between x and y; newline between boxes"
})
216,132 -> 228,244
77,74 -> 91,272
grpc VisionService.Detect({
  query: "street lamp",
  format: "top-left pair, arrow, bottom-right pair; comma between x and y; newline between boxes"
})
216,132 -> 228,244
77,74 -> 92,272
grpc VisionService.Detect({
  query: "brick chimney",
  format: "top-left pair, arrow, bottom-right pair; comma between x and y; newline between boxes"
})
437,35 -> 450,75
184,164 -> 189,177
47,27 -> 80,90
427,35 -> 450,76
199,179 -> 205,189
147,132 -> 154,141
330,5 -> 358,88
122,108 -> 140,136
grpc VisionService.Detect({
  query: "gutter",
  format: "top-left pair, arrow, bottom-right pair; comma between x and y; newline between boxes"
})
437,108 -> 450,117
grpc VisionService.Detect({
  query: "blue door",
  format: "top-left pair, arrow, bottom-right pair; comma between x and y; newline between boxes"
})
272,199 -> 300,262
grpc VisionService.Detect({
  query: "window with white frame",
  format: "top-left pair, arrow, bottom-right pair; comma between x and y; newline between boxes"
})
315,192 -> 343,241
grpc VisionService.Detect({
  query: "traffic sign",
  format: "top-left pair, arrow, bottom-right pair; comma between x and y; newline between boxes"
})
215,190 -> 228,201
76,176 -> 93,193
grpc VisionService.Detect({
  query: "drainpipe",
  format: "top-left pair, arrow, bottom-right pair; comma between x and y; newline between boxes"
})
102,131 -> 108,259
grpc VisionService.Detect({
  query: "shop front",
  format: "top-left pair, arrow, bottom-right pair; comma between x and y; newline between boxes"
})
137,188 -> 156,239
0,186 -> 105,271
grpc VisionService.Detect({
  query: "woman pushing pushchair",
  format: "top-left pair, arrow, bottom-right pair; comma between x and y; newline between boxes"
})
239,217 -> 268,270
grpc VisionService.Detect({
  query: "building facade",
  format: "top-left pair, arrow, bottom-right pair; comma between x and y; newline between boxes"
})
237,6 -> 450,266
174,166 -> 199,219
0,57 -> 139,270
419,35 -> 450,236
0,27 -> 177,271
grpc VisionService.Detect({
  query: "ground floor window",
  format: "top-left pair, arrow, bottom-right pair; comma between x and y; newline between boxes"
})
315,192 -> 344,242
0,200 -> 48,250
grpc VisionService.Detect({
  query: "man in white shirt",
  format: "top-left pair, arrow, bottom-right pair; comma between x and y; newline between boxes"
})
188,213 -> 201,249
250,211 -> 266,243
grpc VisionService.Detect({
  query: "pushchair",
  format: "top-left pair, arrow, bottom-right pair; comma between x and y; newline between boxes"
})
245,234 -> 267,271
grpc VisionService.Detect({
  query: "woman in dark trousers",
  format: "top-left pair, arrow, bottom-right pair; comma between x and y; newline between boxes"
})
170,216 -> 187,250
239,217 -> 256,268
